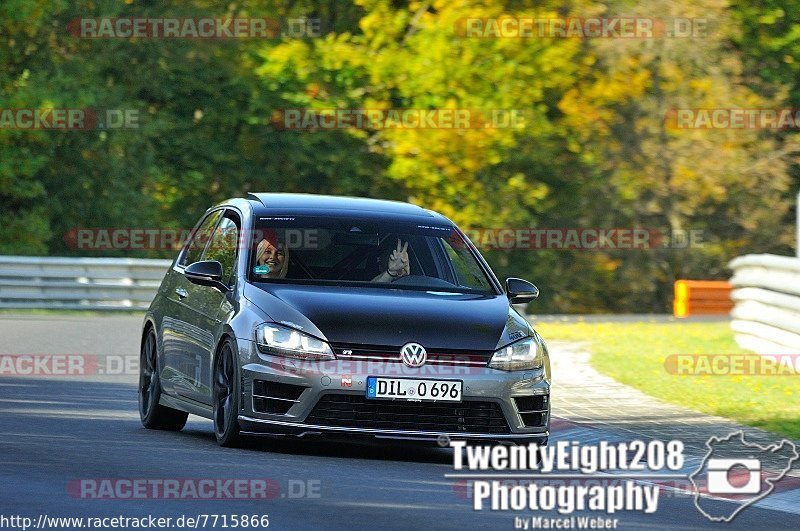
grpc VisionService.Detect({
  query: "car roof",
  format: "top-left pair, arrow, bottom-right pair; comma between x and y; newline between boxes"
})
243,193 -> 451,224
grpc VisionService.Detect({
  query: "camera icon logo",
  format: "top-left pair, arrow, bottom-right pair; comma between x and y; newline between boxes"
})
690,431 -> 798,522
706,458 -> 761,495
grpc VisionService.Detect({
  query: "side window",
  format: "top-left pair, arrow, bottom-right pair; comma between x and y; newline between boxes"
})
179,210 -> 223,267
202,215 -> 240,286
442,238 -> 492,291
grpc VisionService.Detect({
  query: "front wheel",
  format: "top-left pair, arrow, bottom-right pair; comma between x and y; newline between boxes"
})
139,328 -> 188,431
213,339 -> 243,447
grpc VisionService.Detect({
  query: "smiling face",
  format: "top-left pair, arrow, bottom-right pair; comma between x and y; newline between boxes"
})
257,238 -> 286,278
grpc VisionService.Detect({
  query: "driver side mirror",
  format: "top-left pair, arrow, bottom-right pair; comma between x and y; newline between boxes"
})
184,260 -> 229,292
505,277 -> 539,304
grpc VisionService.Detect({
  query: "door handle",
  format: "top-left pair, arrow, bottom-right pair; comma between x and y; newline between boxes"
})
175,288 -> 188,299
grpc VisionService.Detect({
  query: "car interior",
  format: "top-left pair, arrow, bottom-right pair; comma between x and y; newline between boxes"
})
249,227 -> 484,289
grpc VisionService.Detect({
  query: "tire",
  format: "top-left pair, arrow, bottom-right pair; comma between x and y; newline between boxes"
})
213,338 -> 243,447
139,327 -> 188,431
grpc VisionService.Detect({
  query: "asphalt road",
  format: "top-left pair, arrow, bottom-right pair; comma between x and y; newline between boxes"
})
0,313 -> 798,530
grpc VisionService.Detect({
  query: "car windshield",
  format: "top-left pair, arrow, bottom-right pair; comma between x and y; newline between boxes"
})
248,217 -> 495,294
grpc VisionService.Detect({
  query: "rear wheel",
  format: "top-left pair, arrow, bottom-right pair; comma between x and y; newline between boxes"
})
213,339 -> 243,447
139,328 -> 188,431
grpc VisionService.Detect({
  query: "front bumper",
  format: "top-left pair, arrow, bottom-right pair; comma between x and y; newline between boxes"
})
236,339 -> 550,444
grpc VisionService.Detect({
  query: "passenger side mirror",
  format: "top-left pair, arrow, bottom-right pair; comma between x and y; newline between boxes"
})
505,277 -> 539,304
184,260 -> 229,292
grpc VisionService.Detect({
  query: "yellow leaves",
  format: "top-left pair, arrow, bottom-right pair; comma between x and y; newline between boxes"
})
256,39 -> 312,80
687,77 -> 714,94
508,173 -> 548,198
558,56 -> 654,146
598,256 -> 622,272
357,0 -> 409,44
757,9 -> 786,25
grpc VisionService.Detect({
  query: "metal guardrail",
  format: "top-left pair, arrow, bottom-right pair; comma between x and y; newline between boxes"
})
729,253 -> 800,354
0,255 -> 171,310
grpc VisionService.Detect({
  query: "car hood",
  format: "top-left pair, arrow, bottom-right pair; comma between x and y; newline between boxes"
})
244,282 -> 513,351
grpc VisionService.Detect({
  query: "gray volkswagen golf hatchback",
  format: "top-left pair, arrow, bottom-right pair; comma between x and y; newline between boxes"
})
139,193 -> 550,447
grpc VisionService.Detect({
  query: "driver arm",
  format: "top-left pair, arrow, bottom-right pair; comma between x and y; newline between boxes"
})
372,270 -> 398,283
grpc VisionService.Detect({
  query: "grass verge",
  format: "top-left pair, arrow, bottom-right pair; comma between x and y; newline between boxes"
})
535,321 -> 800,439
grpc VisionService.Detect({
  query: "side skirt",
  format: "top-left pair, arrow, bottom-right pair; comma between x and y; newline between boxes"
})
159,393 -> 213,420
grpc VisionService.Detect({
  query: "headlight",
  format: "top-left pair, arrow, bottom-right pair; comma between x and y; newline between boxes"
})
255,323 -> 334,360
489,336 -> 544,371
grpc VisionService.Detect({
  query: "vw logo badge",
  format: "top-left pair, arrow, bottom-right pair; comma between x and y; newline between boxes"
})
400,342 -> 427,367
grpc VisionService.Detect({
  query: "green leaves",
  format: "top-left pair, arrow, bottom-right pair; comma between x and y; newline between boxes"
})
1,0 -> 797,310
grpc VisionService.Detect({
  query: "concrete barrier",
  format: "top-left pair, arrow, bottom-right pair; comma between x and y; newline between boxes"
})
729,254 -> 800,354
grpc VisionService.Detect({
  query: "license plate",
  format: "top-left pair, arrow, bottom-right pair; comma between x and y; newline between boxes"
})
366,377 -> 463,402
